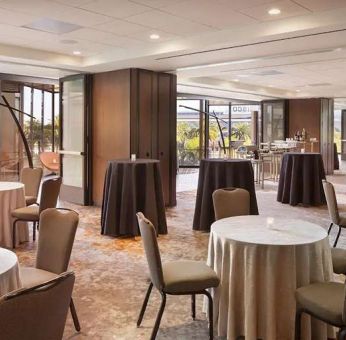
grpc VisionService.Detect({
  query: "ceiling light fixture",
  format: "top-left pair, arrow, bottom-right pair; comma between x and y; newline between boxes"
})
150,34 -> 160,40
233,79 -> 239,82
73,51 -> 81,55
295,89 -> 301,92
268,8 -> 281,15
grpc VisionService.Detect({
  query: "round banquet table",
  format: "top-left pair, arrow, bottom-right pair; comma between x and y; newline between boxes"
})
0,182 -> 29,248
277,152 -> 326,206
101,159 -> 167,237
193,159 -> 258,232
0,247 -> 21,296
207,216 -> 334,340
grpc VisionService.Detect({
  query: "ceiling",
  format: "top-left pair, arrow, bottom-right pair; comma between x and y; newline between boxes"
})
0,0 -> 346,102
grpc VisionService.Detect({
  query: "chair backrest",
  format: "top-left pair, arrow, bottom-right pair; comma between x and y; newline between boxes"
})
20,167 -> 43,198
213,187 -> 250,220
0,272 -> 74,340
36,208 -> 79,274
136,212 -> 164,291
39,177 -> 62,213
323,180 -> 340,224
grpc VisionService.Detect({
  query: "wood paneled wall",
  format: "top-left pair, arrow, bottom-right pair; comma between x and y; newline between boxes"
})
288,99 -> 321,143
92,69 -> 131,206
287,98 -> 334,174
92,68 -> 177,206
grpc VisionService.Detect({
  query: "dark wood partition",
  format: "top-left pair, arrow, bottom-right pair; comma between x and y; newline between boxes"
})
287,98 -> 334,174
92,68 -> 177,207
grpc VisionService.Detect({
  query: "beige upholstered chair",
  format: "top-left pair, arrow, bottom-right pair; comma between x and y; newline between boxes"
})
136,212 -> 219,340
20,167 -> 43,206
11,176 -> 62,248
0,272 -> 75,340
323,180 -> 346,247
331,248 -> 346,275
295,281 -> 346,340
20,208 -> 80,332
212,187 -> 250,220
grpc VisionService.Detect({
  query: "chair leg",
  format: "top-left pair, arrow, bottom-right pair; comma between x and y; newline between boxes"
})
333,226 -> 342,247
150,292 -> 166,340
70,298 -> 81,332
203,290 -> 214,340
191,294 -> 196,320
137,282 -> 153,327
295,309 -> 303,340
33,222 -> 36,242
338,327 -> 346,340
328,222 -> 333,234
12,219 -> 18,249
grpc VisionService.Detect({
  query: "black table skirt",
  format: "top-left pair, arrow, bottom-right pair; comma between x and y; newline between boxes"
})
277,153 -> 326,206
101,159 -> 167,237
193,159 -> 258,232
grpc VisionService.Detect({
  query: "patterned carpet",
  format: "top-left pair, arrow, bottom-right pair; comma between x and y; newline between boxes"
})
15,172 -> 346,340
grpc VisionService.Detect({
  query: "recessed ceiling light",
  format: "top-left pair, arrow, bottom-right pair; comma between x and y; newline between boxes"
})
233,79 -> 239,82
150,34 -> 160,40
73,51 -> 81,55
268,85 -> 274,87
295,89 -> 301,92
268,8 -> 281,15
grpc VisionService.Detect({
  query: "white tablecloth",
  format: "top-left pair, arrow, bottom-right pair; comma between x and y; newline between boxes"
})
0,247 -> 21,296
0,182 -> 29,248
207,216 -> 334,340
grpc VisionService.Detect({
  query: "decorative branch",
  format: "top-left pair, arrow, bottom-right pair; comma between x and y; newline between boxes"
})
1,95 -> 33,168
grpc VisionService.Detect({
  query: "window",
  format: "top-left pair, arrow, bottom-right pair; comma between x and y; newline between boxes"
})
177,100 -> 203,166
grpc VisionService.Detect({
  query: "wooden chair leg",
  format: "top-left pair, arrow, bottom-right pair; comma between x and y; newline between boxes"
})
333,226 -> 342,247
70,298 -> 81,332
12,219 -> 18,249
191,294 -> 196,320
150,292 -> 166,340
295,309 -> 303,340
137,282 -> 153,327
203,290 -> 214,340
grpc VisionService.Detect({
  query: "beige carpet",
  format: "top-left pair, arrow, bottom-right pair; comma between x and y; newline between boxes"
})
15,173 -> 346,340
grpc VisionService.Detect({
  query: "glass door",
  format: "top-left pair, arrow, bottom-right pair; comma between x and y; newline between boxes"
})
59,74 -> 91,205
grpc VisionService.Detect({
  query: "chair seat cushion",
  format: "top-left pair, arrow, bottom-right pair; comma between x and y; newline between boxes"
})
331,248 -> 346,274
296,282 -> 345,327
11,205 -> 39,221
162,261 -> 219,294
25,196 -> 37,206
20,267 -> 58,288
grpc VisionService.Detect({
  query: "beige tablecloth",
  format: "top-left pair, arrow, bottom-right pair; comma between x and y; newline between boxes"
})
0,247 -> 21,296
207,216 -> 334,340
0,182 -> 29,248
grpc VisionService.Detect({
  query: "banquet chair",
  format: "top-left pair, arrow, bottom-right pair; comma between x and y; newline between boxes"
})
331,248 -> 346,275
212,187 -> 250,220
20,167 -> 43,206
295,280 -> 346,340
0,271 -> 75,340
19,208 -> 81,332
323,180 -> 346,247
136,212 -> 220,340
11,176 -> 62,248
